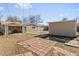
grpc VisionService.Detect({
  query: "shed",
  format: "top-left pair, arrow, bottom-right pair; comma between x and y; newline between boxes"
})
49,20 -> 77,37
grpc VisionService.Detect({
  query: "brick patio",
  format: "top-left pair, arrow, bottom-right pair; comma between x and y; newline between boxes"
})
18,37 -> 57,56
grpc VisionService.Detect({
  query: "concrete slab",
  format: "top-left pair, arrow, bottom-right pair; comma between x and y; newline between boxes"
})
65,39 -> 79,48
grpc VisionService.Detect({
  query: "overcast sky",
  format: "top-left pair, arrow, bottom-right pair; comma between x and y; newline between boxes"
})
0,3 -> 79,25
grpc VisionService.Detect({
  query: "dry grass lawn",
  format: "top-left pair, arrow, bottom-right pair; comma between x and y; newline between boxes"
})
0,31 -> 48,56
0,33 -> 36,56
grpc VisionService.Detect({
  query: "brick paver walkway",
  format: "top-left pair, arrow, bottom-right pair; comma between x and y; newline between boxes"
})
18,37 -> 57,56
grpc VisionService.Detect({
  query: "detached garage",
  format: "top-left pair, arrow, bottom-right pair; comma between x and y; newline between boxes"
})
49,20 -> 77,37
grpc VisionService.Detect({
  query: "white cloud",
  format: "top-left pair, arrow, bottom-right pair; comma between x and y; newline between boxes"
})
59,14 -> 64,17
14,3 -> 32,9
59,13 -> 68,18
0,6 -> 3,11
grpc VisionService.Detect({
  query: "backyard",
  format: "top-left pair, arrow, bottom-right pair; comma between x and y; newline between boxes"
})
0,31 -> 79,56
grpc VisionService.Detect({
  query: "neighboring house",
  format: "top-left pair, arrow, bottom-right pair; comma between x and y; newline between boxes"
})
43,26 -> 49,31
26,24 -> 44,33
0,21 -> 44,35
0,21 -> 26,35
49,20 -> 77,37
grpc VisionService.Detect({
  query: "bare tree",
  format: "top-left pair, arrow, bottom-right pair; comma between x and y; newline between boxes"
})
28,15 -> 43,26
75,16 -> 78,21
29,15 -> 36,25
35,15 -> 43,26
22,17 -> 29,25
62,17 -> 67,21
0,15 -> 3,25
0,15 -> 3,20
6,16 -> 22,23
